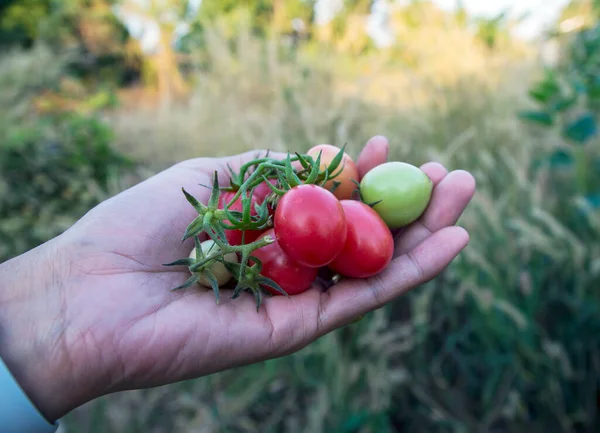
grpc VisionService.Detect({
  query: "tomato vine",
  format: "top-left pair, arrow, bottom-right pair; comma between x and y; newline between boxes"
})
163,146 -> 348,310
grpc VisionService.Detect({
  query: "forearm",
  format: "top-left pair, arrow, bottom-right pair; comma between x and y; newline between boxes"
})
0,238 -> 74,422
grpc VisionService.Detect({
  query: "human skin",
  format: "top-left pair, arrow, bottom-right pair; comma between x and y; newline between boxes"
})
0,135 -> 476,421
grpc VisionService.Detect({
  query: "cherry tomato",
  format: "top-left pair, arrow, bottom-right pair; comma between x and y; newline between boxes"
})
328,200 -> 394,278
307,144 -> 359,200
252,229 -> 318,295
360,161 -> 433,229
189,240 -> 238,287
219,191 -> 264,245
274,184 -> 347,267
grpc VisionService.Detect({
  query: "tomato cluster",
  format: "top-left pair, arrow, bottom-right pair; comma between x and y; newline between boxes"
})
168,144 -> 433,308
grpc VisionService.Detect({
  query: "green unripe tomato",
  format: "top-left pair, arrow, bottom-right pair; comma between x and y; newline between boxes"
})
360,161 -> 433,229
189,240 -> 238,287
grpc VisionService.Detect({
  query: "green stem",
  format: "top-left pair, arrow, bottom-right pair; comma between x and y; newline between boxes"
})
227,162 -> 289,206
237,154 -> 309,182
189,235 -> 275,272
203,211 -> 213,228
237,158 -> 275,181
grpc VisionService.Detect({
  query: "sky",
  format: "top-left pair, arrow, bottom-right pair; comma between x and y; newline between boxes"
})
432,0 -> 571,39
315,0 -> 572,46
115,0 -> 573,54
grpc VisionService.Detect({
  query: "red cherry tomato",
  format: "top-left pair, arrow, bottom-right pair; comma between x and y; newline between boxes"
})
328,200 -> 394,278
274,184 -> 347,268
307,144 -> 359,200
219,191 -> 263,246
252,229 -> 318,295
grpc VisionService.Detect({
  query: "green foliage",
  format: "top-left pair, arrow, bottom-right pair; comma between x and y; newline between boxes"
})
0,0 -> 51,46
182,0 -> 316,53
520,21 -> 600,201
0,46 -> 133,263
475,10 -> 509,49
0,113 -> 132,262
520,25 -> 600,142
0,0 -> 141,89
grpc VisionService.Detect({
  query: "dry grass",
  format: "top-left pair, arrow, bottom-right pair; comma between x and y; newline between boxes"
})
106,16 -> 538,170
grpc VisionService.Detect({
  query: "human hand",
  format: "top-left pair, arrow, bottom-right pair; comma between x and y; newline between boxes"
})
0,136 -> 475,421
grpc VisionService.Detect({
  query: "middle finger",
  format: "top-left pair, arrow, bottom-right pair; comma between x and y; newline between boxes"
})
394,169 -> 476,256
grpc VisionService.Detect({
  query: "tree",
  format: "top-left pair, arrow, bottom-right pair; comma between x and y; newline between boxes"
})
197,0 -> 315,36
0,0 -> 51,47
113,0 -> 193,104
556,0 -> 597,33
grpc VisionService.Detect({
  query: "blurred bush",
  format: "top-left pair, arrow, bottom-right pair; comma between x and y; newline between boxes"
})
0,46 -> 133,262
520,18 -> 600,204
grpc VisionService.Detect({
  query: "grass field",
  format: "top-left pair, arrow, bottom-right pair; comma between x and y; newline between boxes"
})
2,17 -> 600,433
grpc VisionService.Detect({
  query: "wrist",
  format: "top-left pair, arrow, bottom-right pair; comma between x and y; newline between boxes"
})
0,238 -> 77,421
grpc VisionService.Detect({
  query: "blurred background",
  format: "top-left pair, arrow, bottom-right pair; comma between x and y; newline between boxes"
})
1,0 -> 600,431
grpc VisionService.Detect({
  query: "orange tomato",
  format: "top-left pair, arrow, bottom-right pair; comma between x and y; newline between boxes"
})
306,144 -> 359,200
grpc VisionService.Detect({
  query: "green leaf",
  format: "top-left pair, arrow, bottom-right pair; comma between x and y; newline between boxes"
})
256,276 -> 289,297
318,165 -> 330,188
305,150 -> 322,184
208,171 -> 221,209
548,149 -> 574,168
249,255 -> 263,271
163,258 -> 195,267
226,163 -> 235,176
529,87 -> 553,104
182,215 -> 205,241
221,204 -> 243,227
277,170 -> 291,190
329,180 -> 341,194
189,251 -> 224,272
261,175 -> 286,196
588,75 -> 600,99
224,260 -> 243,278
528,70 -> 560,103
285,154 -> 302,187
252,288 -> 263,312
240,189 -> 252,224
326,143 -> 346,175
518,110 -> 553,126
563,113 -> 597,144
294,152 -> 311,170
236,252 -> 251,289
205,221 -> 229,246
342,411 -> 370,432
182,187 -> 207,214
255,196 -> 270,219
203,269 -> 220,304
194,235 -> 203,259
231,280 -> 249,299
172,274 -> 200,291
552,95 -> 577,112
585,193 -> 600,209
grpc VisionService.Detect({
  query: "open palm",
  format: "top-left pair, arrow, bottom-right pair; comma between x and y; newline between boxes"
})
26,136 -> 475,419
